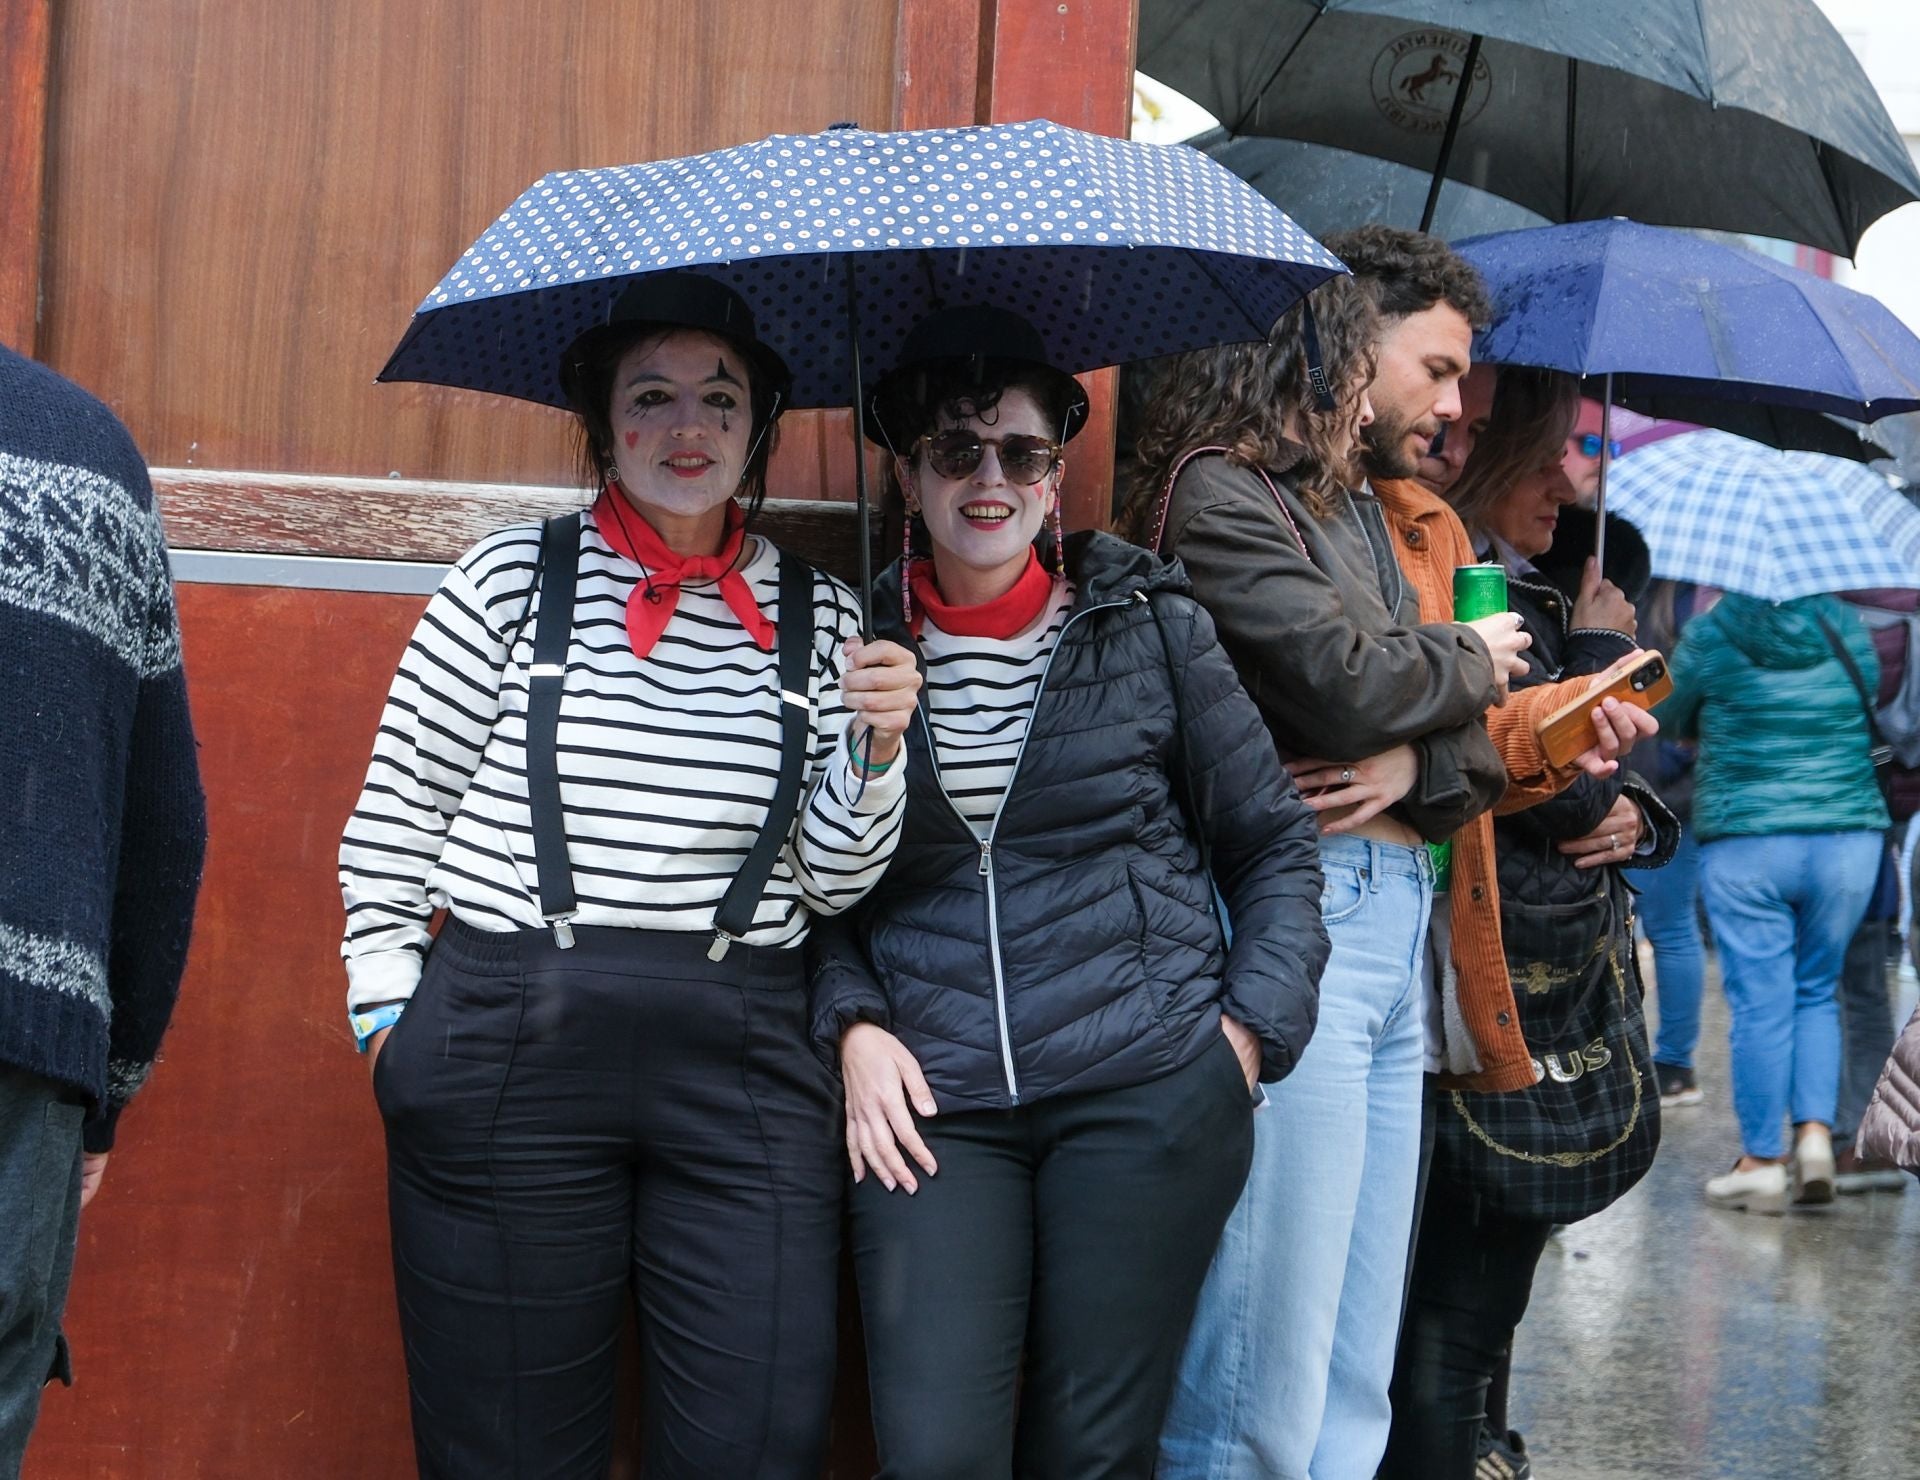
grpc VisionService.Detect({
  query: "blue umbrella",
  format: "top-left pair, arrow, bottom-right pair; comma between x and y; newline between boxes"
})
380,119 -> 1343,619
379,119 -> 1342,410
1458,220 -> 1920,421
1608,431 -> 1920,602
1455,218 -> 1920,565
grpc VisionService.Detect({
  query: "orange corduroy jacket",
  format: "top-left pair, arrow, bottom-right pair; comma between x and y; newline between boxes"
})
1373,478 -> 1609,1093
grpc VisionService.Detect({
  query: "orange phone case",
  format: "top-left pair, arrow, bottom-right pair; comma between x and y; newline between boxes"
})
1536,650 -> 1673,768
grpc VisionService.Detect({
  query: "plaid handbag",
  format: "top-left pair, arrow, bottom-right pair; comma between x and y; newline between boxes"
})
1437,877 -> 1662,1224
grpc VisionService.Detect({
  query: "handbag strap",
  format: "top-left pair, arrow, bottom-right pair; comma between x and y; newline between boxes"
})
1148,446 -> 1314,564
709,549 -> 816,960
1815,610 -> 1893,763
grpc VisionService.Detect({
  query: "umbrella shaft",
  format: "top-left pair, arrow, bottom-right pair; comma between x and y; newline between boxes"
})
1420,33 -> 1484,233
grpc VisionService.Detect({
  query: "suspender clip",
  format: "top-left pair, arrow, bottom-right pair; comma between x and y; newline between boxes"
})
708,930 -> 738,963
546,913 -> 577,950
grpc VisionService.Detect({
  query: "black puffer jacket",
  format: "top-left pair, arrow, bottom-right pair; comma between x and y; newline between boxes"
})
1495,570 -> 1678,917
808,532 -> 1329,1111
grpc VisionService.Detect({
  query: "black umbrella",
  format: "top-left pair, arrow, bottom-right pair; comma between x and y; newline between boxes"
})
1139,0 -> 1920,254
1611,394 -> 1889,465
1190,128 -> 1546,243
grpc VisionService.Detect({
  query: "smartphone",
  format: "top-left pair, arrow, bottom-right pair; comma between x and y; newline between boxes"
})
1536,650 -> 1672,768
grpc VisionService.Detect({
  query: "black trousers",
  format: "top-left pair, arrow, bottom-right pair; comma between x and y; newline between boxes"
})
851,1033 -> 1254,1480
377,920 -> 843,1480
1379,1175 -> 1555,1480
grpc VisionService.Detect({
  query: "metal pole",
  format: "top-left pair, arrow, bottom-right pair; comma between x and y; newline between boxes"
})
1595,372 -> 1613,577
1420,33 -> 1483,233
845,257 -> 873,638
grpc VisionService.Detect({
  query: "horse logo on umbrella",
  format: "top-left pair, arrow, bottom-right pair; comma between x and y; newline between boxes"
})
1370,29 -> 1492,135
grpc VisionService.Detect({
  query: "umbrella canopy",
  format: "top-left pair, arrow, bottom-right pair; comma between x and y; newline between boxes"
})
1137,0 -> 1920,254
1609,396 -> 1890,465
1607,431 -> 1920,602
379,119 -> 1344,411
1458,220 -> 1920,423
1190,128 -> 1546,242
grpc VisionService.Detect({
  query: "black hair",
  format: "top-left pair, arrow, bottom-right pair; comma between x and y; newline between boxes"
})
1323,224 -> 1493,330
566,324 -> 783,518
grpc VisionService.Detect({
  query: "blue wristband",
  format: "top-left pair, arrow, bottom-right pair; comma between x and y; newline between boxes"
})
351,1002 -> 406,1052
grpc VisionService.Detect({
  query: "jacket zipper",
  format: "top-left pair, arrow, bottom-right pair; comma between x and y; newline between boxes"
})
915,592 -> 1140,1107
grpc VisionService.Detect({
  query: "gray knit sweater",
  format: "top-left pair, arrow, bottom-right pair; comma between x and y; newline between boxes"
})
0,343 -> 206,1150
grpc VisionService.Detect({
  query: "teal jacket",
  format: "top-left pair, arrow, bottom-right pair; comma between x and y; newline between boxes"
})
1661,593 -> 1889,843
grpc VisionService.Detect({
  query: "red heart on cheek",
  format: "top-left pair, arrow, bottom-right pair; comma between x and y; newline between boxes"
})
623,430 -> 640,449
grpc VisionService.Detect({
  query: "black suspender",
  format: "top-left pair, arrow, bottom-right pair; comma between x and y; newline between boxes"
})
711,550 -> 816,959
522,511 -> 816,956
527,513 -> 582,946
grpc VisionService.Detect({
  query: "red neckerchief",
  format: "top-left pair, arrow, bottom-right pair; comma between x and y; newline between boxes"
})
591,488 -> 773,659
907,550 -> 1053,640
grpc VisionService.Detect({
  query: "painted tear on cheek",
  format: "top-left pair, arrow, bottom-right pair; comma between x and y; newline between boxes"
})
623,430 -> 640,449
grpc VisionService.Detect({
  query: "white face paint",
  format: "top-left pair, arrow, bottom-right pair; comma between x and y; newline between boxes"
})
902,388 -> 1062,594
604,330 -> 754,521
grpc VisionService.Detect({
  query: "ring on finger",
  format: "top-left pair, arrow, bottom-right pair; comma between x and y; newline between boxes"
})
1340,767 -> 1355,784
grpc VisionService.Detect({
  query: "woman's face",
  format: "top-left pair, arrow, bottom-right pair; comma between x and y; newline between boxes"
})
901,387 -> 1063,579
604,330 -> 755,519
1486,452 -> 1580,558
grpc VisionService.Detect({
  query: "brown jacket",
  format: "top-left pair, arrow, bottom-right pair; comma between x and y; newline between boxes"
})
1373,478 -> 1621,1092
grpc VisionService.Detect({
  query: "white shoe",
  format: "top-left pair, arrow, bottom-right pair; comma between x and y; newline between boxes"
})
1794,1126 -> 1836,1205
1705,1162 -> 1790,1214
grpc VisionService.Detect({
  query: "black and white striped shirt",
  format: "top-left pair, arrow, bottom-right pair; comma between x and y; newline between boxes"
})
918,582 -> 1074,833
339,513 -> 907,1009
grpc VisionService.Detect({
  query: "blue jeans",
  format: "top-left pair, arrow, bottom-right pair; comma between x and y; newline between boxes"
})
0,1066 -> 83,1479
1699,831 -> 1883,1159
1160,835 -> 1433,1480
1639,829 -> 1706,1068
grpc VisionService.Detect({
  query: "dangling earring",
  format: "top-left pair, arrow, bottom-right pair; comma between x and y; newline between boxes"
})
901,503 -> 918,628
1048,497 -> 1066,579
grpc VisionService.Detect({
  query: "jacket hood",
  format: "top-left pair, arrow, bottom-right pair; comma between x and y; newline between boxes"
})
1717,592 -> 1843,670
1063,529 -> 1191,607
871,530 -> 1187,640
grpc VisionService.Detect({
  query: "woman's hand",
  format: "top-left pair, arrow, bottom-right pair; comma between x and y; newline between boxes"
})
79,1152 -> 109,1211
1286,745 -> 1420,834
841,1022 -> 939,1193
1571,558 -> 1637,637
1557,792 -> 1647,869
1460,612 -> 1532,701
1221,1014 -> 1261,1090
841,638 -> 922,764
1569,695 -> 1660,777
366,1027 -> 392,1077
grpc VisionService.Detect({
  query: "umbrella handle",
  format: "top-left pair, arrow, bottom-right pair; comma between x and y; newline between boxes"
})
1595,373 -> 1612,577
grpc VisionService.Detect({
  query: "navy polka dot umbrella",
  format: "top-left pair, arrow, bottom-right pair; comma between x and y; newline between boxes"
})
379,119 -> 1344,616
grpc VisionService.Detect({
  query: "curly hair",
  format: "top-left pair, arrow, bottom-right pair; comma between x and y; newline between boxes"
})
566,325 -> 783,518
1444,367 -> 1580,536
867,356 -> 1081,460
1323,224 -> 1492,330
1119,274 -> 1379,536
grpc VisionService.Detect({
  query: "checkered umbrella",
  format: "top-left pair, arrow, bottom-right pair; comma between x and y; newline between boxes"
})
1607,430 -> 1920,602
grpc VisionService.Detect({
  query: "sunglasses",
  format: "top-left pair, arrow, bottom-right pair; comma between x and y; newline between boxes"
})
918,430 -> 1063,486
1575,433 -> 1623,460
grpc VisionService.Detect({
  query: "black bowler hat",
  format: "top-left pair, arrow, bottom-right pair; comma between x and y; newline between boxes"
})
558,273 -> 792,411
864,305 -> 1091,450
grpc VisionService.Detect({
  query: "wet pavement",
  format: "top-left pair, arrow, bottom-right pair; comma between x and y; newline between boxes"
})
1511,961 -> 1920,1478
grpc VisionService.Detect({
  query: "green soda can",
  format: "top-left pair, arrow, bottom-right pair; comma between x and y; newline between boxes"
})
1452,562 -> 1509,623
1428,564 -> 1507,892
